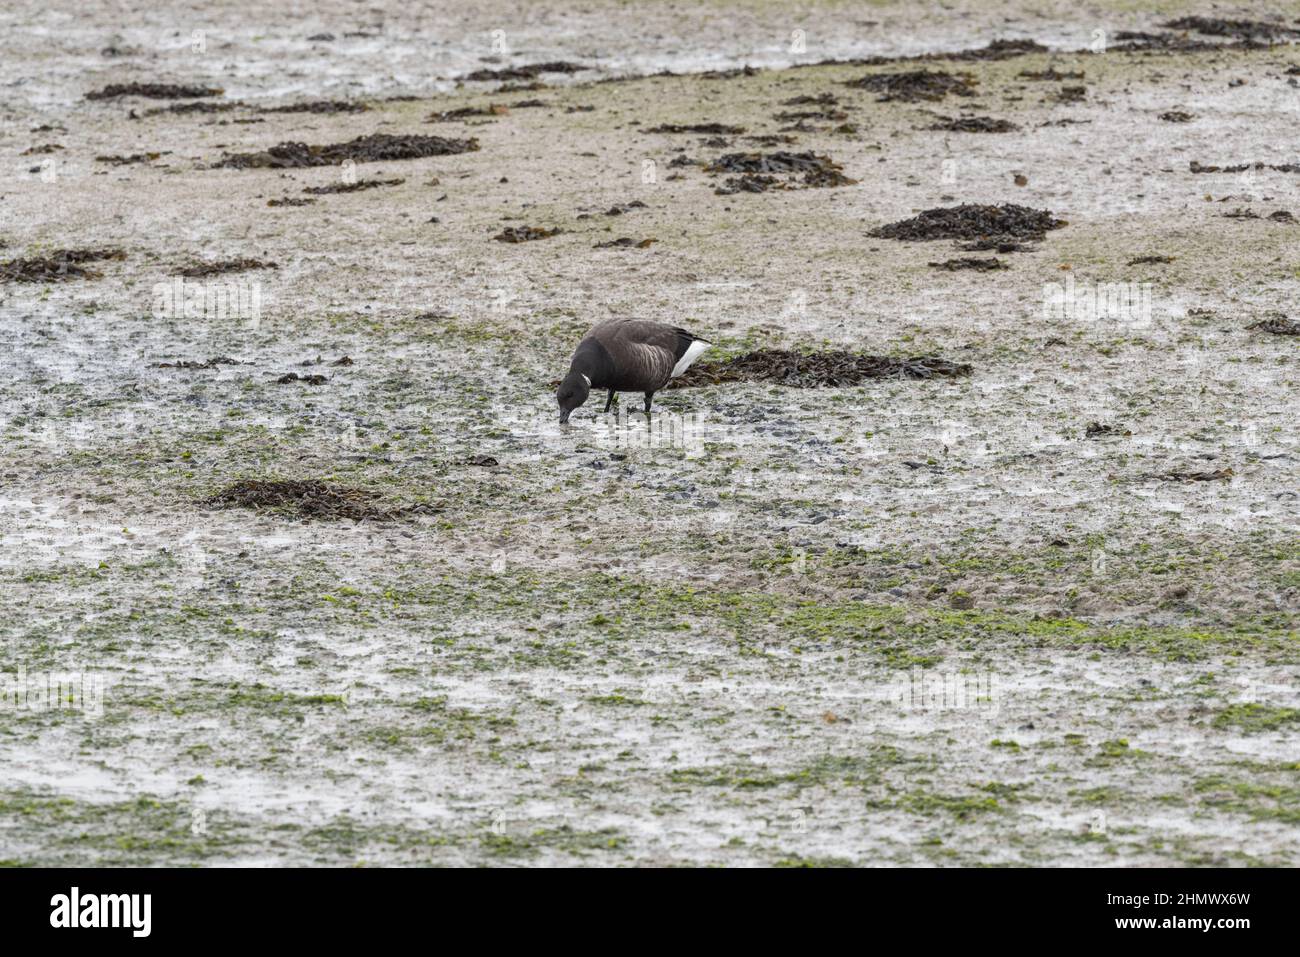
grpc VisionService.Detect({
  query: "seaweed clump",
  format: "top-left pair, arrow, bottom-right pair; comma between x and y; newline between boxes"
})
670,350 -> 972,388
1161,17 -> 1300,41
869,203 -> 1067,241
261,100 -> 370,114
949,39 -> 1050,61
205,480 -> 441,522
155,356 -> 243,369
1019,68 -> 1084,81
594,237 -> 655,248
1190,160 -> 1300,174
494,226 -> 562,243
87,82 -> 223,100
928,257 -> 1008,271
429,104 -> 510,122
216,133 -> 478,169
927,116 -> 1018,133
178,258 -> 277,277
1248,316 -> 1299,336
143,101 -> 241,116
645,122 -> 747,135
302,178 -> 404,195
845,70 -> 976,102
1,248 -> 125,282
95,152 -> 166,165
956,237 -> 1033,253
462,61 -> 586,81
706,151 -> 856,193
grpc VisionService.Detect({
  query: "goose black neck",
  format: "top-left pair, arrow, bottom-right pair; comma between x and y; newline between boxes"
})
570,338 -> 615,387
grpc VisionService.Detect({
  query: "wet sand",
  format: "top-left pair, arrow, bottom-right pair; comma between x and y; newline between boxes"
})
1,1 -> 1298,865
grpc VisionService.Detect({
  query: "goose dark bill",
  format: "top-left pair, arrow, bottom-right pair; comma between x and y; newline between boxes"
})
557,319 -> 711,423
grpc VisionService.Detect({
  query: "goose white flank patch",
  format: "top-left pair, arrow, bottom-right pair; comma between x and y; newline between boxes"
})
556,318 -> 711,423
671,338 -> 710,378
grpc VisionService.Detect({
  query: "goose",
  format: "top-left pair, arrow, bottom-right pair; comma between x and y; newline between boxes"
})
557,319 -> 711,423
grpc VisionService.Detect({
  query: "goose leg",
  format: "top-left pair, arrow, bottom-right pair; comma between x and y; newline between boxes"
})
644,391 -> 654,416
604,390 -> 616,413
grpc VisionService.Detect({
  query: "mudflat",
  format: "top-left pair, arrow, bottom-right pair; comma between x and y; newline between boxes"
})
1,1 -> 1297,865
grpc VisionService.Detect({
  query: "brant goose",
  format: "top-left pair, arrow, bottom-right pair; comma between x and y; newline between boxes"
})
557,319 -> 710,423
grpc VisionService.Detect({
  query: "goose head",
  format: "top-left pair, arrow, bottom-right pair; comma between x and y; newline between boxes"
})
556,371 -> 590,424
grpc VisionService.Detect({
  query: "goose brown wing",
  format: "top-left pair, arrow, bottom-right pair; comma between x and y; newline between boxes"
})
588,319 -> 678,390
